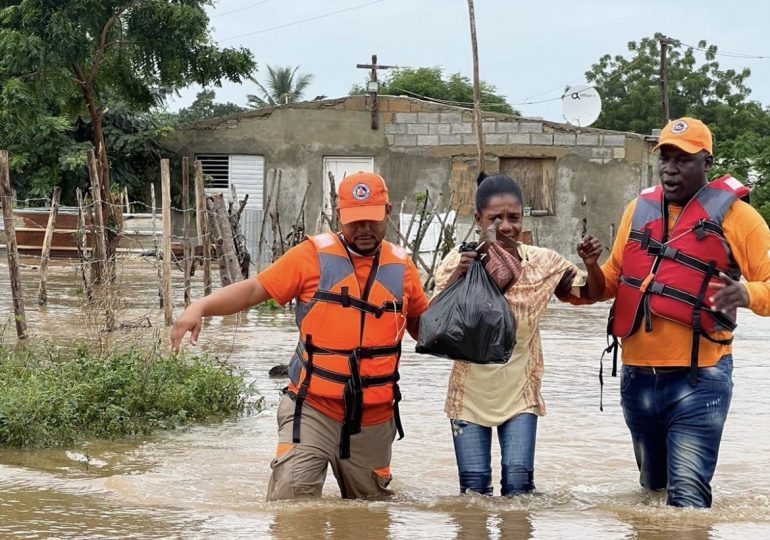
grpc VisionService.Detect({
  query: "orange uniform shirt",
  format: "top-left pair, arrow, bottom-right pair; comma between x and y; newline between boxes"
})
600,198 -> 770,367
257,237 -> 429,424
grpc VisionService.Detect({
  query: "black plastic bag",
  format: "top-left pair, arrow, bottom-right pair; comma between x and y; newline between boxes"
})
416,259 -> 516,364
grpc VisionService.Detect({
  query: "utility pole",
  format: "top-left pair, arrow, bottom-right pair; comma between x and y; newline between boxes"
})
356,54 -> 397,129
659,35 -> 674,126
467,0 -> 485,172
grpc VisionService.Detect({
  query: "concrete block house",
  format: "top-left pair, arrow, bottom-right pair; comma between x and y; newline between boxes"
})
163,95 -> 656,268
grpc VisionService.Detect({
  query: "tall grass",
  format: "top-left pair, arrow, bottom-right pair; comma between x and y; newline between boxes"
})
0,340 -> 261,448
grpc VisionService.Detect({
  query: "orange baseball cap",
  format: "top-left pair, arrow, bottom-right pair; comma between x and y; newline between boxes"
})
653,117 -> 713,155
337,172 -> 390,224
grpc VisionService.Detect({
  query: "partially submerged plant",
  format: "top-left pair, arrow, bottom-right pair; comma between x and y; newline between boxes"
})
0,338 -> 261,448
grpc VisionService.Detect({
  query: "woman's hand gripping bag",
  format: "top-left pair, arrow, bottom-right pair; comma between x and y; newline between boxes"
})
415,259 -> 516,364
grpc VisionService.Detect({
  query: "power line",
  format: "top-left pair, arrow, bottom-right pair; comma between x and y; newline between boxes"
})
212,0 -> 273,18
678,40 -> 769,60
219,0 -> 386,42
389,54 -> 647,110
509,54 -> 647,108
389,87 -> 515,109
519,75 -> 585,103
516,41 -> 769,108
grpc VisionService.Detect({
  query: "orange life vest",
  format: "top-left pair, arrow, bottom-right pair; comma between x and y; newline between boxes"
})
287,232 -> 408,458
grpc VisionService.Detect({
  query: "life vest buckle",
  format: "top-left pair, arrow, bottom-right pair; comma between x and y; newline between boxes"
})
661,245 -> 679,260
340,287 -> 351,308
641,228 -> 653,250
694,220 -> 707,240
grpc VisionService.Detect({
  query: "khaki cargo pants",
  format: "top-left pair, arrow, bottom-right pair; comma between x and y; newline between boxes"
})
266,393 -> 396,501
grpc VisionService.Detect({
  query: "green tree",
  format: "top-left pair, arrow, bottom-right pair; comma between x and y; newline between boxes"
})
0,0 -> 254,202
352,66 -> 517,115
81,102 -> 177,204
178,90 -> 247,124
585,34 -> 770,224
247,65 -> 313,108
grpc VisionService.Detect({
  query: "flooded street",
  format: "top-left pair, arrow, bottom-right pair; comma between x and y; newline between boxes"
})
1,256 -> 770,539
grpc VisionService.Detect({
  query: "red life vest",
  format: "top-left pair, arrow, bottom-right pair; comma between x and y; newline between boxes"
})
608,175 -> 749,380
287,232 -> 408,458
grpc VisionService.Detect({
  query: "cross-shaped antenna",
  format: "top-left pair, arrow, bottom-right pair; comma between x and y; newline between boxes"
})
356,54 -> 398,129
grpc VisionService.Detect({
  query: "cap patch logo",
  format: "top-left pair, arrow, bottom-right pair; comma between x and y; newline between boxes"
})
670,120 -> 689,134
352,183 -> 371,201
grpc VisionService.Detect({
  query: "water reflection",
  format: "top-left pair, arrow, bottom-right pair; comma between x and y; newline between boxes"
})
1,258 -> 770,538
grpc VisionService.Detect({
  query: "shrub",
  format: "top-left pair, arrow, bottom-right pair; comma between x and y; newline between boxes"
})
0,342 -> 260,448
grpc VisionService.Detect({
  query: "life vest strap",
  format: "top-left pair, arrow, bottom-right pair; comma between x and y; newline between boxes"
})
292,335 -> 315,444
292,341 -> 403,460
630,220 -> 725,249
599,337 -> 620,412
294,352 -> 398,387
629,230 -> 722,276
622,276 -> 737,331
339,344 -> 403,460
301,340 -> 401,359
688,264 -> 715,385
393,375 -> 405,441
693,219 -> 725,240
311,290 -> 404,319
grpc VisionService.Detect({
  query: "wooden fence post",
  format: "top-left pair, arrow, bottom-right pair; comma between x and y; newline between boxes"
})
210,192 -> 241,285
256,169 -> 277,271
87,150 -> 107,284
0,150 -> 27,339
327,171 -> 339,232
386,215 -> 434,276
37,186 -> 62,305
181,157 -> 192,307
161,159 -> 174,325
151,183 -> 163,308
270,170 -> 284,261
75,188 -> 93,302
194,161 -> 212,296
228,184 -> 250,279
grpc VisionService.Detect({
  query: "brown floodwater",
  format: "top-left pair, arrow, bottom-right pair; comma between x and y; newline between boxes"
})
1,255 -> 769,539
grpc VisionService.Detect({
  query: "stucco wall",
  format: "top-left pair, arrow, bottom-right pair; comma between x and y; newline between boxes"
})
163,96 -> 656,266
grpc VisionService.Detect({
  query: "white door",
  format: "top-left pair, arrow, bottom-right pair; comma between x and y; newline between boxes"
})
322,156 -> 374,218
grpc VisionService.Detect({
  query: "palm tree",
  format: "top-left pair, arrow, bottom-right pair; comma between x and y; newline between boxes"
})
247,65 -> 314,108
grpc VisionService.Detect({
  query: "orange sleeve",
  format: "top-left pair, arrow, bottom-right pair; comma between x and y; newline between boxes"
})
723,201 -> 770,316
404,259 -> 429,318
257,241 -> 319,305
599,199 -> 637,300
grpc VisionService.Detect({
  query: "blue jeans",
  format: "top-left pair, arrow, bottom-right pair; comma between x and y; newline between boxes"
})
620,355 -> 733,508
450,413 -> 537,496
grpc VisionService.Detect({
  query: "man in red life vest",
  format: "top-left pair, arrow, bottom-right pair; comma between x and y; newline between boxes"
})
597,117 -> 770,507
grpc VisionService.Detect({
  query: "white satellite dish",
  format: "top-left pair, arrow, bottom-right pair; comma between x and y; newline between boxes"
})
562,85 -> 602,127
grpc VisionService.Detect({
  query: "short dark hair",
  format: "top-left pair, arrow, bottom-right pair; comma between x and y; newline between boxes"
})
475,171 -> 524,212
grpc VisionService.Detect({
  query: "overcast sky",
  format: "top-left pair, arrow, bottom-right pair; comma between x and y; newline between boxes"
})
168,0 -> 770,126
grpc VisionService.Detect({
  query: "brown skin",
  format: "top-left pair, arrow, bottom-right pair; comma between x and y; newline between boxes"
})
658,145 -> 749,310
338,204 -> 392,255
659,145 -> 712,205
171,204 -> 420,351
444,194 -> 605,300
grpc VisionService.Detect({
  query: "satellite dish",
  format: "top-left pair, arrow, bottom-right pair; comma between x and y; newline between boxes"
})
562,85 -> 602,127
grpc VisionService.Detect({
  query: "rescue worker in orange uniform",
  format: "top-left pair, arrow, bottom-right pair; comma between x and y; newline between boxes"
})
171,172 -> 429,500
596,117 -> 770,507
